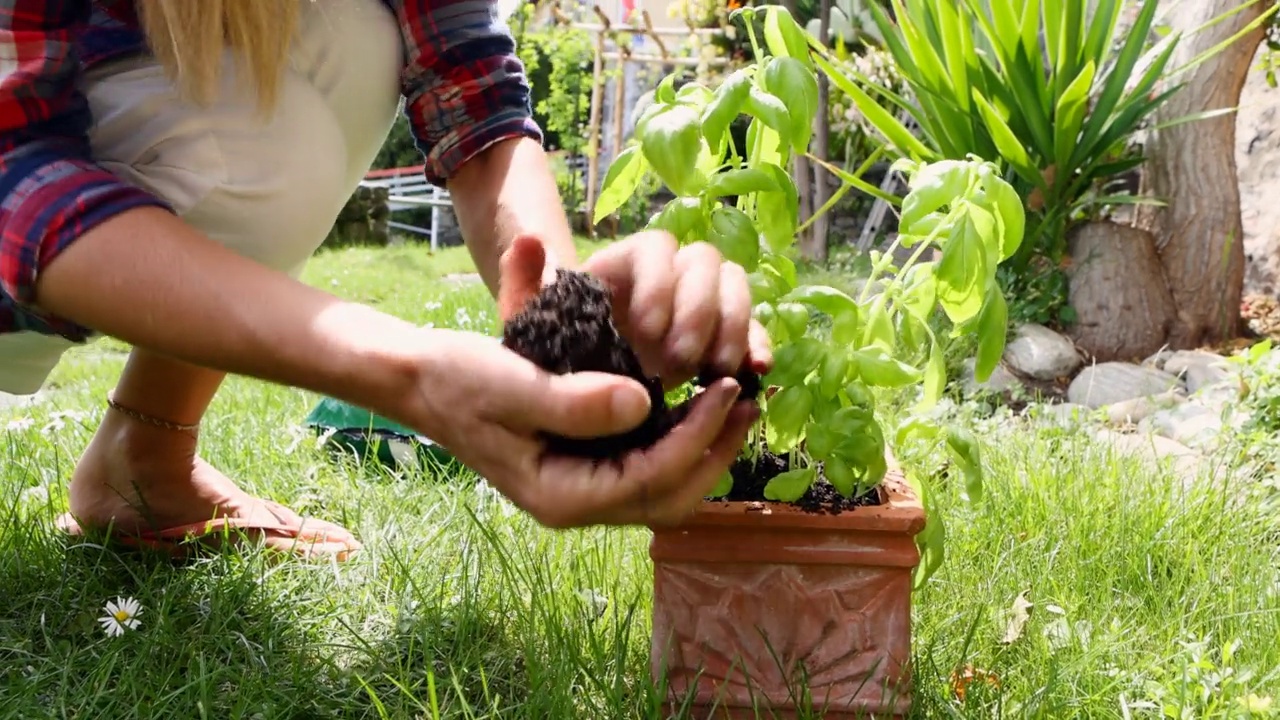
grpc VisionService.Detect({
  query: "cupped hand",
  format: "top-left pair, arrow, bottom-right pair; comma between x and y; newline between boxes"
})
408,236 -> 759,528
578,231 -> 773,386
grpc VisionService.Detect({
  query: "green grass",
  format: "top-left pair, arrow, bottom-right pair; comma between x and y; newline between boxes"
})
2,241 -> 1279,719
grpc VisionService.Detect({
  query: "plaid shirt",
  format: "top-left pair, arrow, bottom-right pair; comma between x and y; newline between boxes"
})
0,0 -> 541,342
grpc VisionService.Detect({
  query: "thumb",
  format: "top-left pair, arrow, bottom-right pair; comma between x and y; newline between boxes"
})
494,351 -> 654,438
497,235 -> 560,321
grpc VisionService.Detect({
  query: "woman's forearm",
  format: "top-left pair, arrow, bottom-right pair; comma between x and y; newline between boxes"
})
448,137 -> 581,295
32,206 -> 425,422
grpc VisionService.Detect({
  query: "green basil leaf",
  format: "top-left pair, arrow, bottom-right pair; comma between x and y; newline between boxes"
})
762,56 -> 819,152
701,69 -> 750,152
757,163 -> 799,252
593,145 -> 647,224
762,6 -> 813,69
973,285 -> 1009,383
765,385 -> 813,453
978,165 -> 1026,261
639,104 -> 705,196
900,160 -> 972,233
707,470 -> 734,498
776,302 -> 810,341
708,206 -> 760,271
763,467 -> 817,503
647,197 -> 707,244
935,208 -> 990,324
852,346 -> 921,388
922,338 -> 946,409
705,167 -> 782,197
946,427 -> 984,502
818,349 -> 850,399
781,285 -> 859,321
900,262 -> 937,321
805,421 -> 836,461
766,338 -> 825,387
744,86 -> 792,142
823,456 -> 858,497
861,296 -> 896,351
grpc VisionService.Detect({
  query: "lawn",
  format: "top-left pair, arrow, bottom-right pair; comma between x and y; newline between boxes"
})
2,240 -> 1279,719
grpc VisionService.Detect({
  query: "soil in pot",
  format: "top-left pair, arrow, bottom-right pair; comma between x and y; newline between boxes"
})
720,451 -> 884,513
501,268 -> 759,459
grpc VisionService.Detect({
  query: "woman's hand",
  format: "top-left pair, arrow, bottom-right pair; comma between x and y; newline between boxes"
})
580,231 -> 774,386
402,233 -> 765,529
408,329 -> 757,527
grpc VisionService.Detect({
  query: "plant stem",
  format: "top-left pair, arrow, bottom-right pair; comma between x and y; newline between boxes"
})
856,189 -> 970,306
744,16 -> 764,65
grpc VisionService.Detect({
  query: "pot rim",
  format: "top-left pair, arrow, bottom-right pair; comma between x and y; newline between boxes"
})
652,471 -> 926,535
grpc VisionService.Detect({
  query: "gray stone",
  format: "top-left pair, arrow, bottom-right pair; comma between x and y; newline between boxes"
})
1029,402 -> 1092,429
1090,428 -> 1214,485
1146,402 -> 1225,451
1142,349 -> 1175,370
1003,323 -> 1082,380
1067,362 -> 1183,408
1190,380 -> 1246,418
962,358 -> 1022,395
1102,389 -> 1183,427
1161,350 -> 1235,393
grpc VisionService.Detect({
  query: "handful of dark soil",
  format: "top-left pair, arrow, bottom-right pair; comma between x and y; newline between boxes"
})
501,268 -> 760,459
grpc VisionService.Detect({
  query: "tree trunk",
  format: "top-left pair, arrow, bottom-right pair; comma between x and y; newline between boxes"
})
1134,0 -> 1267,348
784,0 -> 816,258
796,0 -> 832,262
1066,221 -> 1178,362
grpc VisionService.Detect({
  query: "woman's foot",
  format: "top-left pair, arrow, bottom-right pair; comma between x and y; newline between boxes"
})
59,406 -> 361,560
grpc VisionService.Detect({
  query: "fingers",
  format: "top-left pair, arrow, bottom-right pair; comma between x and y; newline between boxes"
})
614,377 -> 742,512
747,318 -> 774,374
709,261 -> 752,375
644,400 -> 760,526
583,233 -> 763,383
521,378 -> 745,528
489,358 -> 654,439
666,243 -> 724,377
497,234 -> 552,322
584,230 -> 678,340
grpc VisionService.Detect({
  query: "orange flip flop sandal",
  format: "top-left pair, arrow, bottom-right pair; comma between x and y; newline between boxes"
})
54,502 -> 362,562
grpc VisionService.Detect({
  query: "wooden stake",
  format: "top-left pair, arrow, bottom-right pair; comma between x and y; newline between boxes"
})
583,7 -> 608,238
609,46 -> 629,237
640,10 -> 669,59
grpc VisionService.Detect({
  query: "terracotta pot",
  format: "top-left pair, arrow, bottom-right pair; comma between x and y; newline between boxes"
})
649,472 -> 926,719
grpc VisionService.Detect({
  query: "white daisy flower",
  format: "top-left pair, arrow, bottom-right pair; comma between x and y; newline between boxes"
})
98,597 -> 143,637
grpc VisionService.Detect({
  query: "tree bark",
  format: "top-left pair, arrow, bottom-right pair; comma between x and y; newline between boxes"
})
796,0 -> 832,262
1134,0 -> 1268,347
1066,221 -> 1178,362
783,0 -> 816,258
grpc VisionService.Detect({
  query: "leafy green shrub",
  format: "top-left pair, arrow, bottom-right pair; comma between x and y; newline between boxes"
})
813,0 -> 1262,326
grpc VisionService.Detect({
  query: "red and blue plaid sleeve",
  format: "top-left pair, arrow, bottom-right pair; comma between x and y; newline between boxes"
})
0,0 -> 170,340
393,0 -> 544,186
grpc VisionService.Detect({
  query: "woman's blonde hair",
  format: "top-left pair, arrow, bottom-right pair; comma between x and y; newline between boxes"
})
136,0 -> 300,112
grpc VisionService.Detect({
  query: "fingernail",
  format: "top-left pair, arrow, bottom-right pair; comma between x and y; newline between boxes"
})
715,379 -> 740,408
612,385 -> 649,423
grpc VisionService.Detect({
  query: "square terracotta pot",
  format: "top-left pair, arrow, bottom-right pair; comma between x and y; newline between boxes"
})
649,472 -> 926,719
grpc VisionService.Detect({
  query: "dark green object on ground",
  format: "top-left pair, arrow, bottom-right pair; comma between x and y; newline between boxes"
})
303,396 -> 455,470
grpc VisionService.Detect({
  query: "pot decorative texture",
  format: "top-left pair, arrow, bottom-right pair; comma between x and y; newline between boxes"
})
649,473 -> 926,719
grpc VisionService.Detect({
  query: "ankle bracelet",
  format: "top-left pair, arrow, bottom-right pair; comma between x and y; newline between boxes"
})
106,393 -> 201,438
